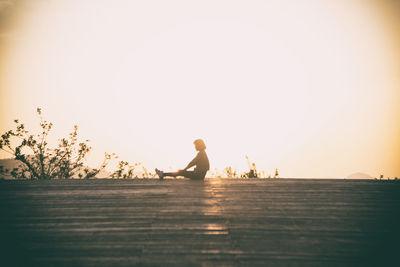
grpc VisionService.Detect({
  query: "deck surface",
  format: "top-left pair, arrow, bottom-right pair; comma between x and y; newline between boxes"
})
1,178 -> 400,266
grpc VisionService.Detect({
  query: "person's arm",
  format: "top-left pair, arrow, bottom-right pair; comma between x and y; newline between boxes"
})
183,153 -> 199,171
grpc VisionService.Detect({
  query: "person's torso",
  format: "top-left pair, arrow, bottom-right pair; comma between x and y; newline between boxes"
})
194,150 -> 210,173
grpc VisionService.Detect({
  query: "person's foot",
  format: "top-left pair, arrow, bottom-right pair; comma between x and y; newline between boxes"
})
155,168 -> 164,180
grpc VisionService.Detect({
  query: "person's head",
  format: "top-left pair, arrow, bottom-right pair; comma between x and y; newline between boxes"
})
193,139 -> 206,151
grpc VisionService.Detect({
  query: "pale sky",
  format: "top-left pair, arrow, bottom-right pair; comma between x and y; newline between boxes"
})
1,0 -> 399,178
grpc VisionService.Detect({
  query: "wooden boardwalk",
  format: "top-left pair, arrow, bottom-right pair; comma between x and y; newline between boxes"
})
1,178 -> 399,266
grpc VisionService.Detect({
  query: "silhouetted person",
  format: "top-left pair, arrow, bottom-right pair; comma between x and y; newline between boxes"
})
155,139 -> 209,180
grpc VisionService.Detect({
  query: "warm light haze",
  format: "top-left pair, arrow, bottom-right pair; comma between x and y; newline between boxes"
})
0,0 -> 399,178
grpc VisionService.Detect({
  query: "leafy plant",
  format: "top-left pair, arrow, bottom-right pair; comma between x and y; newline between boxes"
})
140,166 -> 156,178
0,108 -> 113,179
110,161 -> 158,178
111,160 -> 141,178
223,166 -> 238,178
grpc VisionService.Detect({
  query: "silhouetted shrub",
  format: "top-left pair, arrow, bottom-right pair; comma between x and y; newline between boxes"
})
223,166 -> 238,178
111,161 -> 142,178
0,108 -> 113,179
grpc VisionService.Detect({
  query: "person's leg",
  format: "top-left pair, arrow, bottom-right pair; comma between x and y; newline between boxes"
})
163,171 -> 179,177
178,170 -> 205,180
163,170 -> 189,178
156,169 -> 205,180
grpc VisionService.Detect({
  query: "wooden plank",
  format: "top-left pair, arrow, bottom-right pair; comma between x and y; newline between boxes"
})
1,178 -> 399,266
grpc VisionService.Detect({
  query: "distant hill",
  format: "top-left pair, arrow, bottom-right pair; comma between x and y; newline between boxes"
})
0,158 -> 24,178
95,169 -> 112,178
346,172 -> 374,179
0,158 -> 24,170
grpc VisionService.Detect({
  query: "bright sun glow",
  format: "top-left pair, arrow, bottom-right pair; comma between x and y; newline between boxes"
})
0,0 -> 399,177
